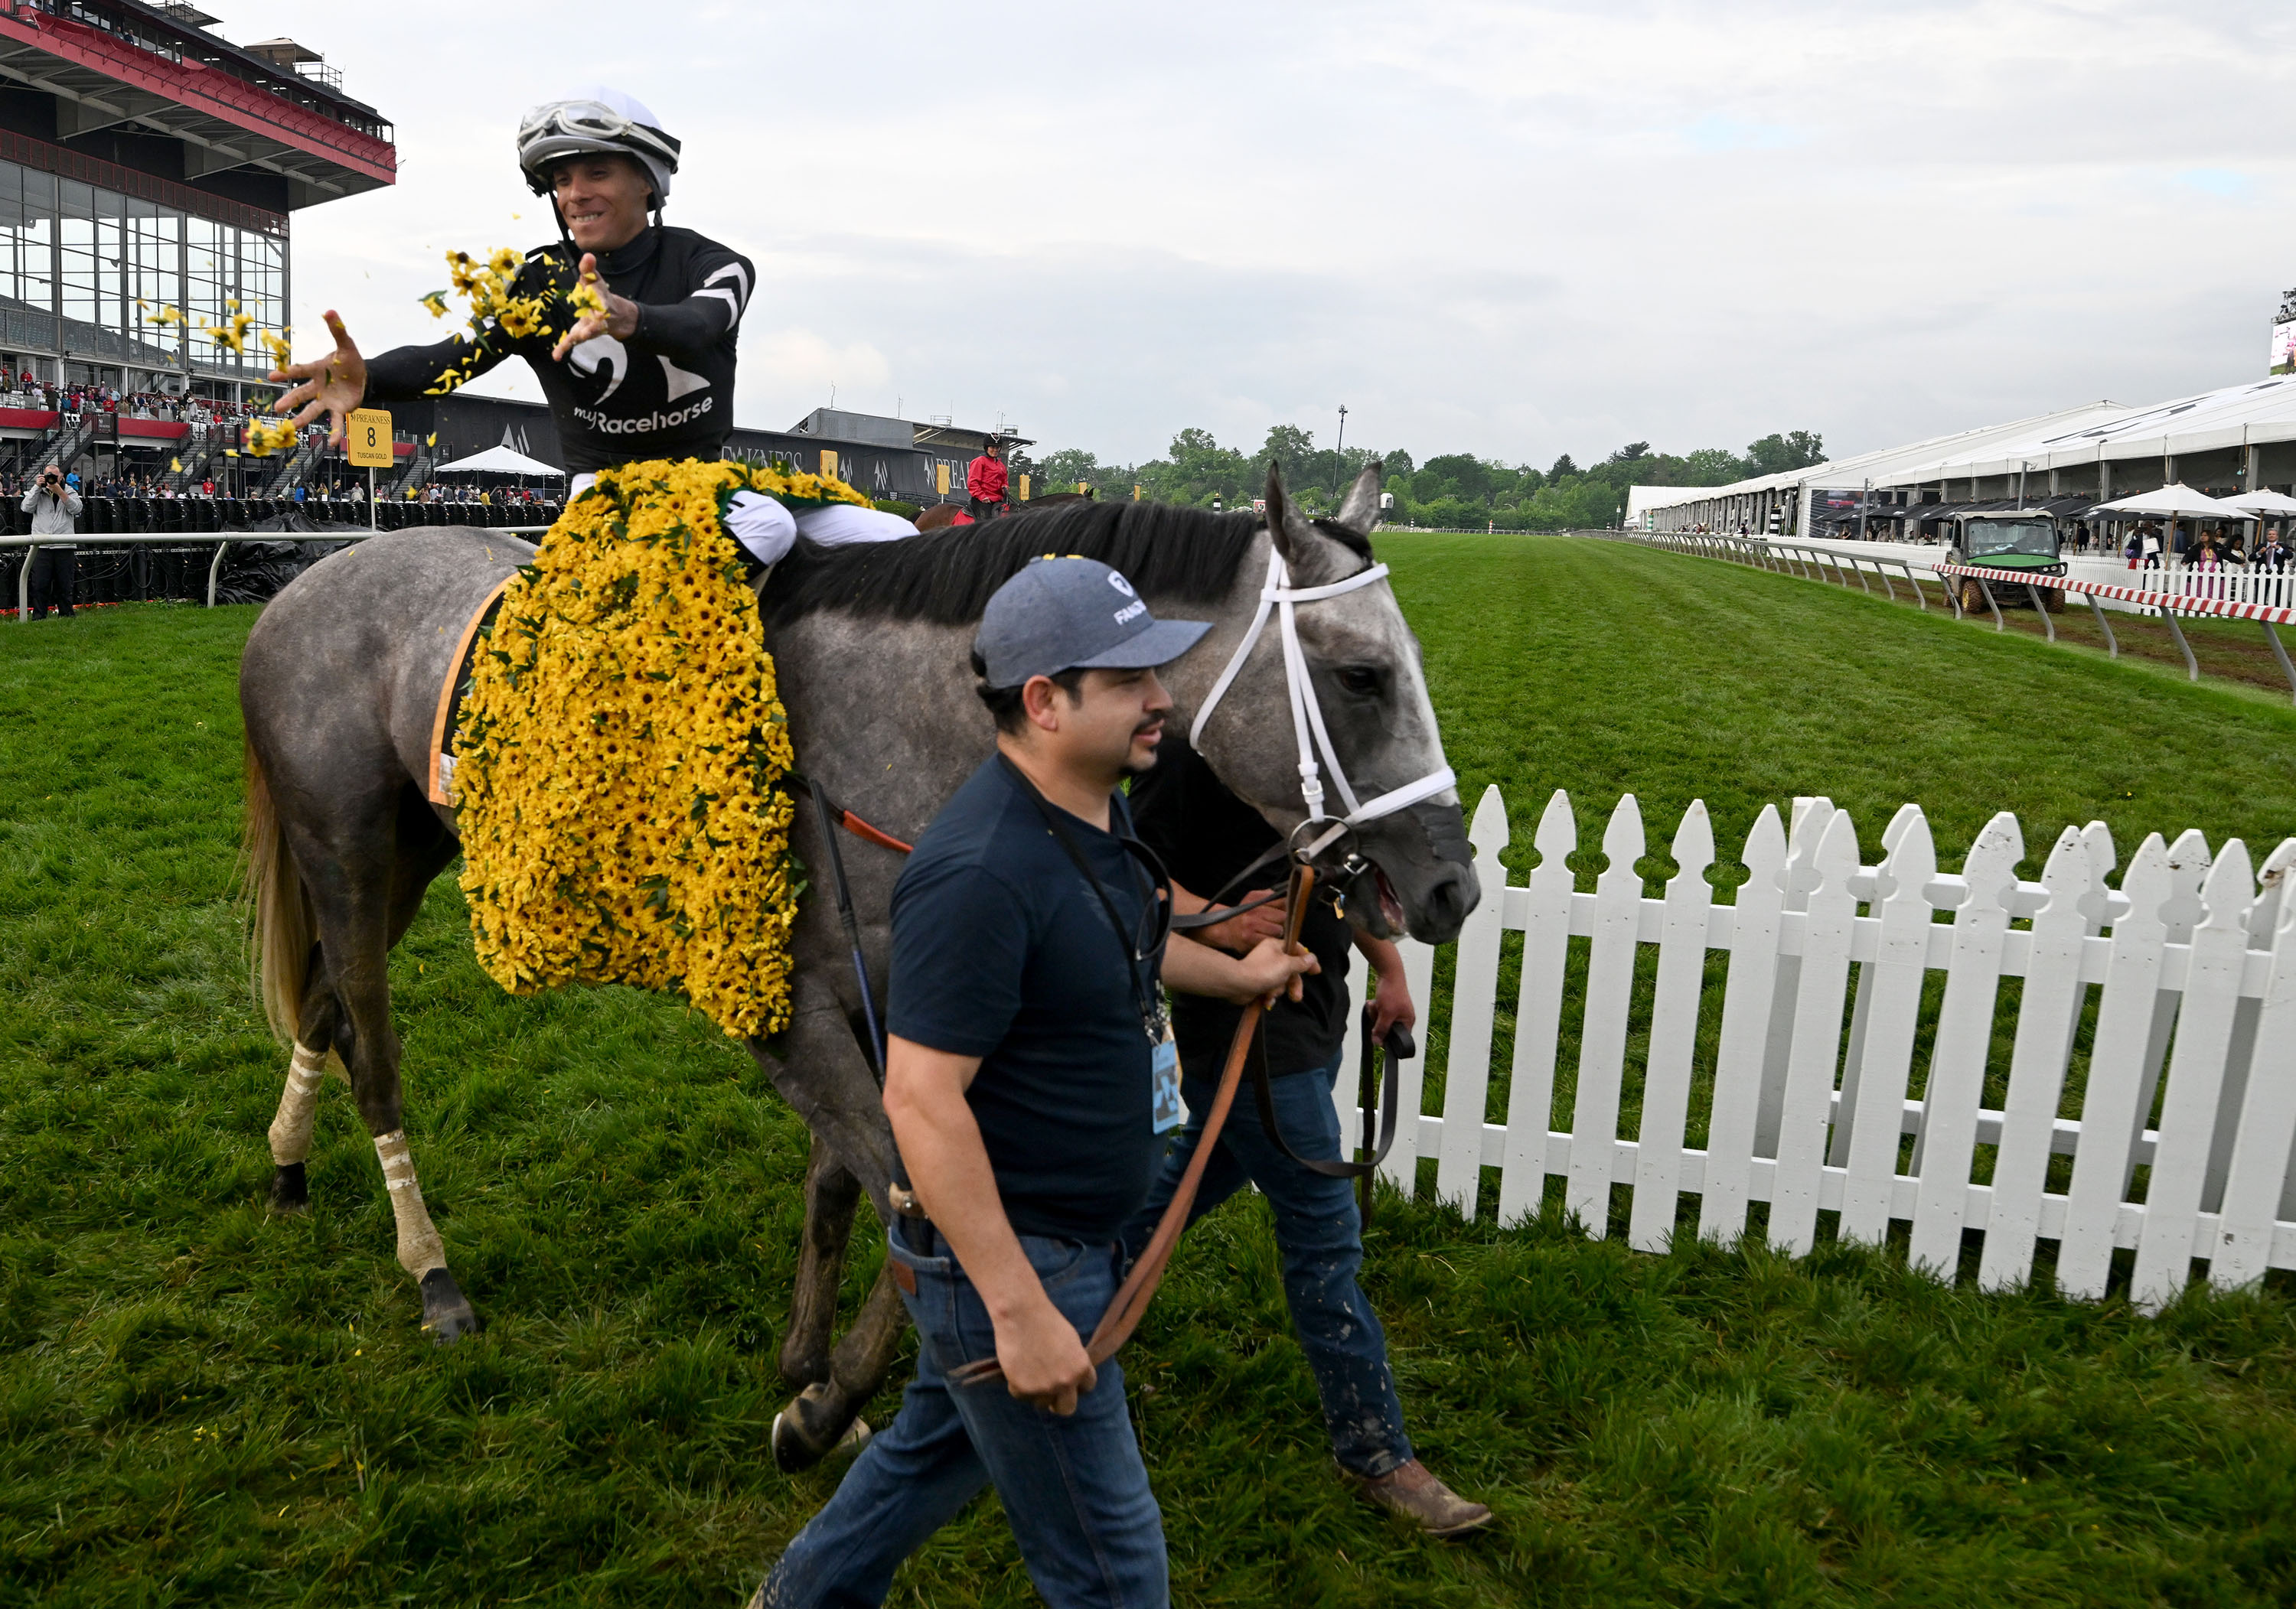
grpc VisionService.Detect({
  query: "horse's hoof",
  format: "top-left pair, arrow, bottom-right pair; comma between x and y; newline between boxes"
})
771,1383 -> 869,1473
418,1267 -> 481,1346
267,1162 -> 309,1213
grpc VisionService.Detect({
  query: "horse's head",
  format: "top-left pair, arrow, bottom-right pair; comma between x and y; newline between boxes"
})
1174,466 -> 1477,945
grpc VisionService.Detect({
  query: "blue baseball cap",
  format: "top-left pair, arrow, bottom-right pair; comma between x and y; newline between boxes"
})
975,556 -> 1211,687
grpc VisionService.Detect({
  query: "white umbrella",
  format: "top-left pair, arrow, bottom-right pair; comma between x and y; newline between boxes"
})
2223,489 -> 2296,515
2088,482 -> 2255,521
432,445 -> 564,475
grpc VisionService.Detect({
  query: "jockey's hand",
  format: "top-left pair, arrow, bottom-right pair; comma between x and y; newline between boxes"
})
993,1295 -> 1096,1415
551,253 -> 640,362
1199,888 -> 1286,953
269,310 -> 365,448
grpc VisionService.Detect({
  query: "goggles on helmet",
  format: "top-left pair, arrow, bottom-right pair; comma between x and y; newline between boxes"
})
516,100 -> 681,200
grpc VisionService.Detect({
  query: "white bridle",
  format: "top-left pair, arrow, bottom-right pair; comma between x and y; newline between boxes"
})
1189,547 -> 1456,839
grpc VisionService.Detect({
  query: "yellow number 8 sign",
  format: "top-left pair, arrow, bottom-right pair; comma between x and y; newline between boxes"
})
347,406 -> 393,468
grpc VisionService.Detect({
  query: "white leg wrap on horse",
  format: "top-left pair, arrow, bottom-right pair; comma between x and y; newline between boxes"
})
266,1043 -> 330,1165
372,1129 -> 448,1278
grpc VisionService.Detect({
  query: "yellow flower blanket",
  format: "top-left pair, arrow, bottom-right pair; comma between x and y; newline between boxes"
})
452,457 -> 872,1038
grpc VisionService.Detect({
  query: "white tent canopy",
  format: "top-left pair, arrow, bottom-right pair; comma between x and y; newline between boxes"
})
2087,483 -> 2255,521
2225,489 -> 2296,515
432,445 -> 563,476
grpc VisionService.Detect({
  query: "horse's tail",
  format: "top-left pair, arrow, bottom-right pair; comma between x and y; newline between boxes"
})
238,735 -> 314,1044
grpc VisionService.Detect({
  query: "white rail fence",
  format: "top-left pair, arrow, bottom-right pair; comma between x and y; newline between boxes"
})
1627,528 -> 2296,614
1603,529 -> 2296,699
1337,785 -> 2296,1311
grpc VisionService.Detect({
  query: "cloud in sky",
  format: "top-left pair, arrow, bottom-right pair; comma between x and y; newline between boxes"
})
224,0 -> 2296,468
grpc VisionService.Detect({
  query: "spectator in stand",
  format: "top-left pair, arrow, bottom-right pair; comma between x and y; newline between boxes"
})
21,461 -> 81,620
966,435 -> 1009,524
2258,529 -> 2289,572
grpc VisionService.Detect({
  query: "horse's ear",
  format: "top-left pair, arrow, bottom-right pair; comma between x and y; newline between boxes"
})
1265,465 -> 1319,569
1334,462 -> 1383,536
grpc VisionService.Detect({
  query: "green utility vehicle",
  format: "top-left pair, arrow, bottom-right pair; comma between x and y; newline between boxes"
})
1942,511 -> 2066,613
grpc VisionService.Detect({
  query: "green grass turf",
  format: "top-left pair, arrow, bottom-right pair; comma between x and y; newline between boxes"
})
2,542 -> 2294,1606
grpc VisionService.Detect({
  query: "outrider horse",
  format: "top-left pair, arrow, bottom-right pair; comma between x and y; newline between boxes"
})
236,466 -> 1475,1467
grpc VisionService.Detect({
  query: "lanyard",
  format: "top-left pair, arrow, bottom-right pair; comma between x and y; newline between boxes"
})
996,754 -> 1172,1042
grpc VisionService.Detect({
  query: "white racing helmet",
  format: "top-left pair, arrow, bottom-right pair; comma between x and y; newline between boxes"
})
517,87 -> 680,206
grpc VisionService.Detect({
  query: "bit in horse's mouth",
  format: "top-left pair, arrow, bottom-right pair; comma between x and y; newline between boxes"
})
1376,867 -> 1405,934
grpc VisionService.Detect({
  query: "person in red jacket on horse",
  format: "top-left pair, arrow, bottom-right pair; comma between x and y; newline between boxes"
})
966,435 -> 1009,524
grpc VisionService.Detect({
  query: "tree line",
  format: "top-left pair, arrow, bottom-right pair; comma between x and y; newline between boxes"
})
1026,427 -> 1825,531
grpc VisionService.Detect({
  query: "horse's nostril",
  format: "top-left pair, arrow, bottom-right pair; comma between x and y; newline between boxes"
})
1413,865 -> 1478,943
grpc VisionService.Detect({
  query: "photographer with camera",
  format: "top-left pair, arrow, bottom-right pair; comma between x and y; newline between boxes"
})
21,461 -> 82,620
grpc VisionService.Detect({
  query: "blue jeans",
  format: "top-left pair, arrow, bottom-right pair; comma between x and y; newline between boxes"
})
1121,1051 -> 1414,1478
759,1223 -> 1167,1609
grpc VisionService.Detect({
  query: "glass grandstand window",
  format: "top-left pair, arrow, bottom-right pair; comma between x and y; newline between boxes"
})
185,215 -> 226,343
0,164 -> 22,308
15,168 -> 53,321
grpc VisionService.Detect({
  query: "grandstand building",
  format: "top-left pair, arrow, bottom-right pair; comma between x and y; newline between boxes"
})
1628,376 -> 2296,539
0,1 -> 389,398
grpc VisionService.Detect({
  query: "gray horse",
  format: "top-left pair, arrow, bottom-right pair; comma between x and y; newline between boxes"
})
236,466 -> 1475,1467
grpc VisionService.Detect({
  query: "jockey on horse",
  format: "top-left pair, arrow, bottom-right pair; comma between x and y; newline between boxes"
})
266,86 -> 912,555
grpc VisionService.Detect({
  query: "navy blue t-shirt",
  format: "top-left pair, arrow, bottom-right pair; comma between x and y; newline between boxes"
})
887,755 -> 1163,1243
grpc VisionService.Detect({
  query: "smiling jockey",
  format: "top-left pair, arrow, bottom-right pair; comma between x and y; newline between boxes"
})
269,87 -> 912,553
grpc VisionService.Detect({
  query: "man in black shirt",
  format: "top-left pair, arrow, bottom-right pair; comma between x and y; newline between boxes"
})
757,558 -> 1316,1609
1127,733 -> 1493,1537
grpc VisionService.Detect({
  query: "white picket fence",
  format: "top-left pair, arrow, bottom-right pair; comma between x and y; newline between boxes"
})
1336,785 -> 2296,1310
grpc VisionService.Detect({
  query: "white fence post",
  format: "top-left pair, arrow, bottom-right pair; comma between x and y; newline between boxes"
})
1626,801 -> 1715,1252
1496,790 -> 1577,1223
1835,808 -> 1937,1245
2056,833 -> 2175,1299
2210,839 -> 2296,1289
1567,795 -> 1646,1234
1696,806 -> 1788,1243
1434,788 -> 1509,1212
1907,813 -> 2023,1276
1769,809 -> 1860,1254
2132,845 -> 2257,1311
1977,823 -> 2108,1290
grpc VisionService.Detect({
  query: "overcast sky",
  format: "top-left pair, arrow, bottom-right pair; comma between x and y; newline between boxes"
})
220,0 -> 2296,471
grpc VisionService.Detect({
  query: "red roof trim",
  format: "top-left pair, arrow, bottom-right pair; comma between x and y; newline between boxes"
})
0,11 -> 395,187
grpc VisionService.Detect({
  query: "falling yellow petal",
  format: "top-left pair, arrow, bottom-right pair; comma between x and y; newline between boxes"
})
426,432 -> 437,446
170,457 -> 182,472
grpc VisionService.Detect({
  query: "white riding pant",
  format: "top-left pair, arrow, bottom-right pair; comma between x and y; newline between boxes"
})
564,474 -> 914,562
723,492 -> 915,564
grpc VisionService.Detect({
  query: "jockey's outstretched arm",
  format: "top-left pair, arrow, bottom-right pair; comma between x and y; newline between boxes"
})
269,308 -> 523,447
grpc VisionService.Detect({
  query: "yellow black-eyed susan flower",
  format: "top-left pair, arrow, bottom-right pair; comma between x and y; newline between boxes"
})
454,458 -> 870,1038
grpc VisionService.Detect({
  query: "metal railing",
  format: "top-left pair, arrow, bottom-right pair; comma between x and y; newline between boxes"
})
6,516 -> 554,620
1593,529 -> 2296,703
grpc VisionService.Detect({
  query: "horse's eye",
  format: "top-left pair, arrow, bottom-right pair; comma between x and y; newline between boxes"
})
1337,666 -> 1381,696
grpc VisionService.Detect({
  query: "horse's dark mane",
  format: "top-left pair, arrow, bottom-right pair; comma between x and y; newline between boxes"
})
762,498 -> 1372,627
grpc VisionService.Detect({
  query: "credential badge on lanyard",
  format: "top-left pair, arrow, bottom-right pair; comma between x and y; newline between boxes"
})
998,756 -> 1180,1136
1150,1021 -> 1181,1135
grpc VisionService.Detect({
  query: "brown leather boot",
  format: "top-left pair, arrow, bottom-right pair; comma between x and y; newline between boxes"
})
1352,1458 -> 1493,1537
